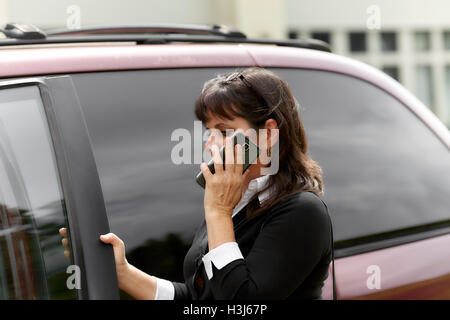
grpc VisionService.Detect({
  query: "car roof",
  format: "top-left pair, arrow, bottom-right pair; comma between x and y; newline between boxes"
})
0,42 -> 448,148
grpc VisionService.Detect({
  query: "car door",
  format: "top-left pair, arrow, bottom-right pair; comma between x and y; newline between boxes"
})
0,76 -> 119,299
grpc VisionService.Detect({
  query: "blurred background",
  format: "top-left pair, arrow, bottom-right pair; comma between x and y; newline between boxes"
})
1,0 -> 449,129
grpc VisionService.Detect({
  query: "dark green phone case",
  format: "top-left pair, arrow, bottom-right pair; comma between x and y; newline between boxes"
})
195,131 -> 261,188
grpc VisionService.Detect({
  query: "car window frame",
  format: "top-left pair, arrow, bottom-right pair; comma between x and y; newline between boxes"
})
0,76 -> 119,299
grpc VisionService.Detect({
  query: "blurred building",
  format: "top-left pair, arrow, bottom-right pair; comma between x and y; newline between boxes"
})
287,0 -> 450,128
0,0 -> 449,127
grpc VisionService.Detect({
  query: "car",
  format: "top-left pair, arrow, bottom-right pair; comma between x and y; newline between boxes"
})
0,23 -> 449,300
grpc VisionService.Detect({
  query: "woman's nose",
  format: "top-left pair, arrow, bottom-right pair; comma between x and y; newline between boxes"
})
204,134 -> 222,153
204,135 -> 212,153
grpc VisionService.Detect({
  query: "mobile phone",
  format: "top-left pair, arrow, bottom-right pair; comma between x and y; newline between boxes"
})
195,131 -> 261,188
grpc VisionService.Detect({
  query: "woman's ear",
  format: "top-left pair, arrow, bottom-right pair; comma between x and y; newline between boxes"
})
264,118 -> 279,147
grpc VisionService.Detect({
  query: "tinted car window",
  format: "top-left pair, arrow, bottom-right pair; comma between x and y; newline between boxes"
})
72,67 -> 450,261
0,86 -> 76,299
72,69 -> 213,284
273,68 -> 450,244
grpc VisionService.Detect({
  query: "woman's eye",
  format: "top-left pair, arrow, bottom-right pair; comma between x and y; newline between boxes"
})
221,130 -> 235,137
204,128 -> 233,138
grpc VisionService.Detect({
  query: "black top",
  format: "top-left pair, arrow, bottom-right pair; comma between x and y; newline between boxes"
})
171,191 -> 333,300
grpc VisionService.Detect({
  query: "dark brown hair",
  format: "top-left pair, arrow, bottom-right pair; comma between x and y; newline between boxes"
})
194,67 -> 324,218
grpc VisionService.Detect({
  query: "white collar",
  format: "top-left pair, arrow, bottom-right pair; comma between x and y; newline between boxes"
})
248,174 -> 271,203
232,175 -> 272,218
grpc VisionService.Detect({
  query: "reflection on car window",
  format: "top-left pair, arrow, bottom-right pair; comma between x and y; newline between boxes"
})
274,68 -> 450,244
0,86 -> 76,300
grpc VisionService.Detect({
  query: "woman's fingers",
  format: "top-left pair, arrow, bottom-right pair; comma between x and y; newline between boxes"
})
224,137 -> 235,172
235,143 -> 243,174
64,250 -> 70,260
59,227 -> 69,249
100,233 -> 122,246
100,233 -> 125,258
59,228 -> 70,261
59,227 -> 67,237
62,238 -> 69,249
200,162 -> 213,182
100,233 -> 128,269
211,144 -> 224,174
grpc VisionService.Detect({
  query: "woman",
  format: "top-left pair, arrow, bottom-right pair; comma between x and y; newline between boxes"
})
60,67 -> 334,300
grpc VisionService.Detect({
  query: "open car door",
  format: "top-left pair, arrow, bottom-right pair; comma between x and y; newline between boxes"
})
0,76 -> 119,300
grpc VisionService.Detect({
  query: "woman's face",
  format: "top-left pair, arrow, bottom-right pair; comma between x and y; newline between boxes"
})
203,110 -> 278,176
203,112 -> 254,153
204,113 -> 265,179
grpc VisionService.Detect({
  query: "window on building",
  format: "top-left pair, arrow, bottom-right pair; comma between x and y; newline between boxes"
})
415,65 -> 435,112
311,32 -> 331,45
380,31 -> 397,52
414,31 -> 431,52
382,66 -> 400,81
349,32 -> 367,52
443,31 -> 450,50
288,30 -> 299,39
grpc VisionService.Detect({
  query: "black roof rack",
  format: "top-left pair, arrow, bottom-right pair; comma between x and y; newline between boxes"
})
1,23 -> 46,40
0,23 -> 331,52
46,24 -> 247,39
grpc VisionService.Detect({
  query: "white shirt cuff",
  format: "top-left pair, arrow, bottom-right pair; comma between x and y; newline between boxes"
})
201,242 -> 244,280
153,276 -> 175,300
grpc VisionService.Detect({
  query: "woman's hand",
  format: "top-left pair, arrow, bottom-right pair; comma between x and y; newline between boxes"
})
200,137 -> 248,218
59,228 -> 130,280
59,227 -> 71,261
99,233 -> 130,277
62,230 -> 158,299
